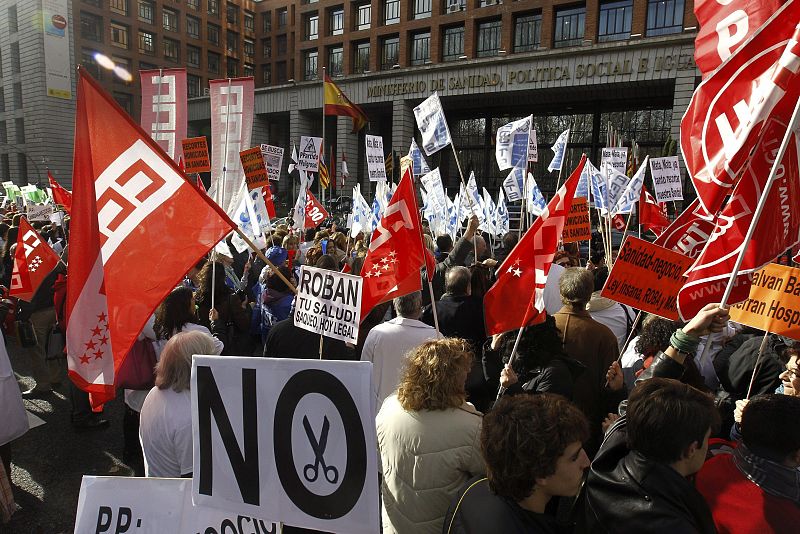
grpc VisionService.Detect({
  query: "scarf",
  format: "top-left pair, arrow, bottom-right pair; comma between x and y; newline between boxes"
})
732,442 -> 800,505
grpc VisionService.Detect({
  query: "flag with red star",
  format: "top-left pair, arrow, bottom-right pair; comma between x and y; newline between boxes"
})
484,155 -> 587,336
66,68 -> 235,407
360,167 -> 425,318
9,217 -> 60,302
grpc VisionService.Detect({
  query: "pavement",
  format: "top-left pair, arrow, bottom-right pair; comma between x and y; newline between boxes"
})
3,343 -> 133,534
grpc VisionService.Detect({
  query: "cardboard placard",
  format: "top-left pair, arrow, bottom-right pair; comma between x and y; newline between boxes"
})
650,156 -> 683,203
562,197 -> 590,243
240,147 -> 269,190
261,144 -> 284,181
601,147 -> 628,174
730,263 -> 800,340
27,204 -> 55,222
298,136 -> 322,172
365,135 -> 387,182
181,136 -> 211,173
601,236 -> 694,320
295,265 -> 363,344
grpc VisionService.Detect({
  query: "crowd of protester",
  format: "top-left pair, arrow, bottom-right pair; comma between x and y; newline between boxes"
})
2,204 -> 800,533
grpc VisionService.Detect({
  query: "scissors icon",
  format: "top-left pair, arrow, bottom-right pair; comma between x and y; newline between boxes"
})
303,415 -> 339,484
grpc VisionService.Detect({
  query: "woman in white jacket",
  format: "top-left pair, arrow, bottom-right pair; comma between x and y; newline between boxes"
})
377,338 -> 485,534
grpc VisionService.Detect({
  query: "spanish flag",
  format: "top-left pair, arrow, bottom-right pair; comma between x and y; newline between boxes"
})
324,74 -> 368,133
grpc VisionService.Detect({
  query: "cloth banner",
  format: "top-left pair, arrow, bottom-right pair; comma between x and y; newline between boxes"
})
413,92 -> 452,156
496,116 -> 532,171
548,129 -> 570,172
140,68 -> 187,163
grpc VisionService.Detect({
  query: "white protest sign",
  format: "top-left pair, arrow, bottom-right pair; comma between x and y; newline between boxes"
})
298,136 -> 322,173
75,476 -> 280,534
294,266 -> 362,344
26,204 -> 55,222
192,356 -> 378,534
601,147 -> 628,174
365,135 -> 387,182
420,168 -> 447,212
649,156 -> 683,203
261,144 -> 285,181
528,128 -> 538,162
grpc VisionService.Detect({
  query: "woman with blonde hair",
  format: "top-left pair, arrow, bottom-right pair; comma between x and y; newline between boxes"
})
139,330 -> 218,478
376,338 -> 485,534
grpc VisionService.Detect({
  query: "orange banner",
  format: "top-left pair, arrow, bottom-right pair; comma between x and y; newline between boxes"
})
729,263 -> 800,340
181,137 -> 211,173
240,147 -> 269,190
601,236 -> 694,320
562,197 -> 591,243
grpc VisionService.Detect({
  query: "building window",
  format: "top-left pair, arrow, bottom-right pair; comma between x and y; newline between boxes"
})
646,0 -> 685,36
226,2 -> 239,25
276,61 -> 287,83
110,0 -> 128,16
207,23 -> 220,45
111,55 -> 131,84
139,61 -> 157,71
514,14 -> 541,52
113,92 -> 133,115
80,11 -> 103,42
330,7 -> 344,35
554,6 -> 586,48
227,57 -> 239,77
163,8 -> 179,32
12,82 -> 22,109
15,118 -> 25,144
384,0 -> 400,25
476,19 -> 502,57
443,25 -> 464,61
138,30 -> 155,54
138,0 -> 154,24
381,36 -> 399,70
10,43 -> 19,74
356,3 -> 371,30
0,122 -> 5,144
262,11 -> 271,32
277,34 -> 287,55
208,0 -> 219,16
208,51 -> 220,73
187,15 -> 201,38
187,0 -> 200,11
262,39 -> 272,57
277,8 -> 288,28
411,31 -> 430,65
227,31 -> 239,54
599,0 -> 633,42
110,22 -> 130,49
414,0 -> 432,19
262,64 -> 271,85
304,49 -> 319,80
187,74 -> 201,98
245,11 -> 255,32
244,64 -> 254,77
81,48 -> 103,79
244,39 -> 255,61
354,41 -> 370,73
164,38 -> 179,62
328,46 -> 343,77
17,155 -> 27,181
187,45 -> 201,67
7,5 -> 17,33
305,14 -> 319,40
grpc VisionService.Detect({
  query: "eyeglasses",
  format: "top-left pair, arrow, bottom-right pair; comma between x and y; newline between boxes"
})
784,367 -> 799,381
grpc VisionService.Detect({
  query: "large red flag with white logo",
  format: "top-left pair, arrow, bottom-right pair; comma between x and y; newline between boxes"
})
681,0 -> 800,214
48,171 -> 72,214
67,69 -> 235,406
694,0 -> 783,76
653,198 -> 718,259
360,168 -> 424,318
484,155 -> 586,336
9,218 -> 60,302
678,109 -> 800,320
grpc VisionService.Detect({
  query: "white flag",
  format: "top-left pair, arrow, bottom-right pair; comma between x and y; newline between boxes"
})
502,166 -> 524,202
547,129 -> 570,173
496,116 -> 532,171
526,173 -> 547,216
413,92 -> 452,156
612,156 -> 650,216
409,138 -> 431,176
496,189 -> 509,235
288,143 -> 298,174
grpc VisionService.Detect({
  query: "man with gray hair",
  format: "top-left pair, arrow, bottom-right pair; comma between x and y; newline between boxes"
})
554,267 -> 619,454
422,266 -> 485,350
361,291 -> 442,405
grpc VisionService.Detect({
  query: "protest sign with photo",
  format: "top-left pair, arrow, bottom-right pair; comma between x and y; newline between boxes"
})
730,263 -> 800,340
365,135 -> 387,181
74,476 -> 279,534
295,265 -> 362,344
26,204 -> 55,222
562,198 -> 591,243
650,156 -> 683,203
240,147 -> 270,190
261,144 -> 285,181
298,136 -> 322,172
191,356 -> 378,534
181,136 -> 211,173
601,236 -> 694,320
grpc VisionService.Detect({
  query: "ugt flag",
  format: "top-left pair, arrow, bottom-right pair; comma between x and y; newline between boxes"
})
67,69 -> 235,407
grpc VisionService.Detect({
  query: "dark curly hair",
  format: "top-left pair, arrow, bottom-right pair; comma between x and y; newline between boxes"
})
635,314 -> 680,357
195,260 -> 231,307
154,286 -> 197,340
481,394 -> 589,501
498,316 -> 567,377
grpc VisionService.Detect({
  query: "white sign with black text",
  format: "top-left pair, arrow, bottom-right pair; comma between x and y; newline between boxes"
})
27,204 -> 55,222
365,135 -> 387,182
74,476 -> 280,534
649,156 -> 683,203
601,147 -> 628,174
294,266 -> 362,344
298,136 -> 322,173
191,356 -> 378,534
260,144 -> 285,182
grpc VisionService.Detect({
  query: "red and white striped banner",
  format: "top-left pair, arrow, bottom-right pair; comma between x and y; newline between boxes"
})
139,68 -> 187,163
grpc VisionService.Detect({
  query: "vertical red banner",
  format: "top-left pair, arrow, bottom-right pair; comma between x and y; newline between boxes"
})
139,68 -> 187,163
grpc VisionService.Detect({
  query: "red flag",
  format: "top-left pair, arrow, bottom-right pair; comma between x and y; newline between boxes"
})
360,168 -> 425,318
9,218 -> 60,302
262,183 -> 276,219
678,110 -> 800,320
48,171 -> 72,213
653,198 -> 718,259
305,190 -> 330,228
694,0 -> 782,76
611,214 -> 626,231
639,187 -> 670,236
484,155 -> 587,336
681,1 -> 800,213
67,69 -> 235,406
196,175 -> 206,194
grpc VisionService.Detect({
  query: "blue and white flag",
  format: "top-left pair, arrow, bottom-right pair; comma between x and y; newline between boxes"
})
446,194 -> 459,240
496,189 -> 509,236
502,166 -> 525,202
413,92 -> 452,156
526,173 -> 547,216
409,138 -> 431,177
612,156 -> 649,216
496,116 -> 532,171
291,171 -> 311,232
457,184 -> 471,223
547,129 -> 570,173
230,184 -> 268,253
350,184 -> 376,237
602,163 -> 630,216
583,160 -> 606,210
466,171 -> 485,222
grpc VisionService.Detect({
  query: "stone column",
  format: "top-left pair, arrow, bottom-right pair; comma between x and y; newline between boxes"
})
392,98 -> 416,166
670,44 -> 699,203
337,116 -> 360,194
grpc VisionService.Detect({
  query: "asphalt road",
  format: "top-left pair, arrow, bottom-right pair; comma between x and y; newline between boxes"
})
3,343 -> 133,534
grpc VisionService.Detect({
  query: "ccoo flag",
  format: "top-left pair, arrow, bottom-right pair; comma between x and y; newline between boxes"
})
9,218 -> 60,302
